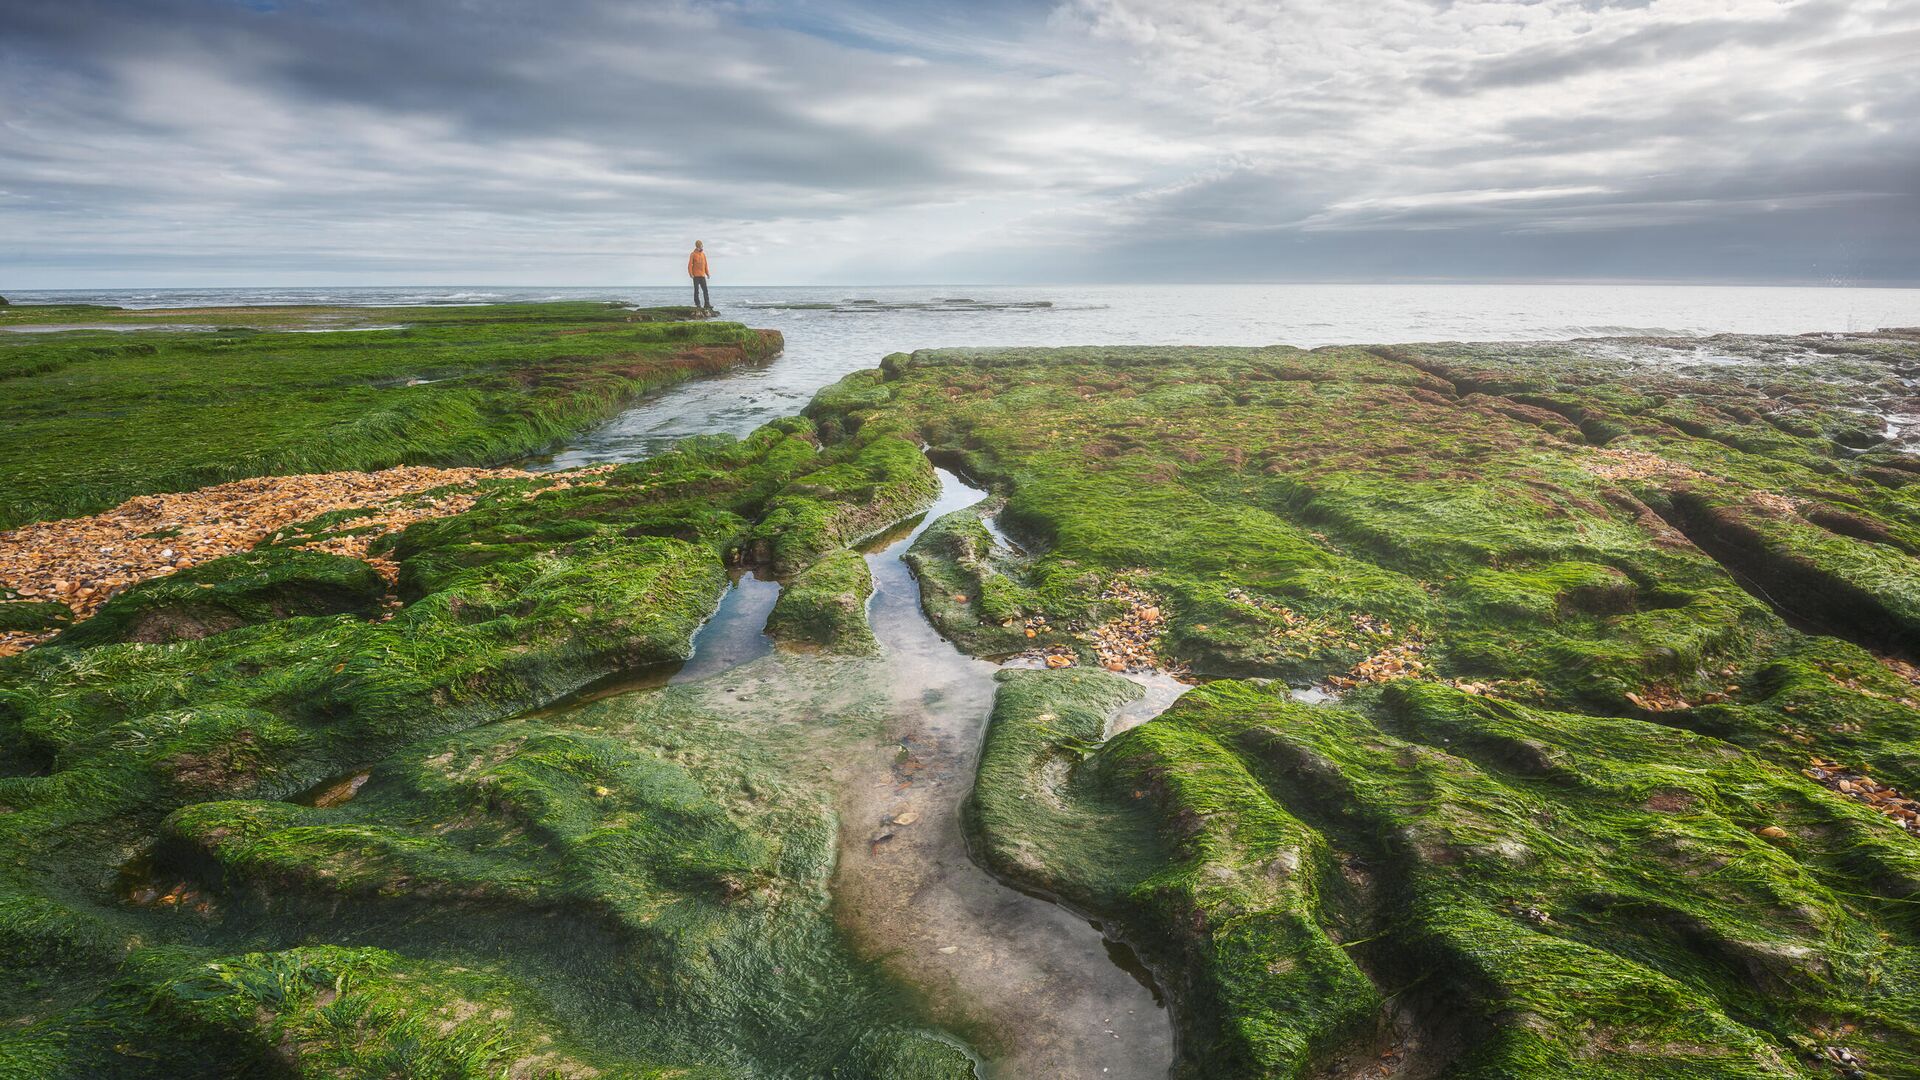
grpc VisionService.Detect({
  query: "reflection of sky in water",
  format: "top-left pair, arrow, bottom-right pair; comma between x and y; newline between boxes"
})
670,569 -> 779,684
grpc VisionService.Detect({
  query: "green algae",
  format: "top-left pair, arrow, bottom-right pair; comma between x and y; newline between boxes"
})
0,302 -> 782,528
809,337 -> 1920,789
973,672 -> 1920,1077
0,599 -> 72,634
54,547 -> 387,648
14,324 -> 1920,1077
750,433 -> 940,572
970,671 -> 1379,1077
903,499 -> 1039,658
765,548 -> 878,654
793,334 -> 1920,1075
966,668 -> 1168,899
0,398 -> 979,1075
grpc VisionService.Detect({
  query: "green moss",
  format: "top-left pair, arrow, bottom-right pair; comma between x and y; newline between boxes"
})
751,433 -> 939,572
15,324 -> 1920,1076
904,500 -> 1042,657
0,395 -> 990,1076
0,600 -> 72,633
803,369 -> 897,441
807,338 -> 1920,787
966,668 -> 1162,902
971,670 -> 1379,1077
974,675 -> 1920,1077
56,547 -> 387,648
0,944 -> 691,1078
0,302 -> 782,528
765,549 -> 877,654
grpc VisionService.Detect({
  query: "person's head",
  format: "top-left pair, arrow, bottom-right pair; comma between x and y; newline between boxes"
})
694,240 -> 703,250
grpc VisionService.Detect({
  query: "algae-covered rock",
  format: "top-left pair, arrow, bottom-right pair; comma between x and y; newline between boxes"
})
829,335 -> 1920,1075
751,433 -> 939,572
0,301 -> 784,529
811,337 -> 1920,790
971,671 -> 1377,1077
0,407 -> 988,1077
966,668 -> 1162,898
17,324 -> 1920,1077
974,673 -> 1920,1077
765,548 -> 877,653
55,547 -> 386,647
3,945 -> 685,1079
0,599 -> 72,633
905,502 -> 1038,657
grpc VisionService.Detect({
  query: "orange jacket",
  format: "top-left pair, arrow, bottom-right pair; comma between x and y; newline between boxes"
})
688,249 -> 709,278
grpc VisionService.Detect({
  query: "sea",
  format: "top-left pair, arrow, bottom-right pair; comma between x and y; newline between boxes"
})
10,283 -> 1920,466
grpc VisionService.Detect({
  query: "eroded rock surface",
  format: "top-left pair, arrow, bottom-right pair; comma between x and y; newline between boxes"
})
818,333 -> 1920,1078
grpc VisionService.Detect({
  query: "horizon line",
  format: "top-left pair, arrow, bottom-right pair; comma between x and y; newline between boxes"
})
8,279 -> 1920,293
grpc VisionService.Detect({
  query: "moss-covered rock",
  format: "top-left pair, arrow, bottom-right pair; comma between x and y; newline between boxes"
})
15,325 -> 1920,1077
0,944 -> 695,1078
765,548 -> 877,653
0,599 -> 72,633
904,500 -> 1038,657
0,400 -> 978,1076
0,301 -> 784,529
750,433 -> 939,573
810,338 -> 1920,791
55,547 -> 387,647
974,672 -> 1920,1077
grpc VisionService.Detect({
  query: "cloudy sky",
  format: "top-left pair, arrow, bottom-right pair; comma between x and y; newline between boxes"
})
3,0 -> 1917,287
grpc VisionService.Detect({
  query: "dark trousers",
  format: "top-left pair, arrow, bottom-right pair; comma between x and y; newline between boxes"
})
692,276 -> 710,309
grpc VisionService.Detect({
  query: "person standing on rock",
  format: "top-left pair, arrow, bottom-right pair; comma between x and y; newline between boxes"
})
688,241 -> 712,312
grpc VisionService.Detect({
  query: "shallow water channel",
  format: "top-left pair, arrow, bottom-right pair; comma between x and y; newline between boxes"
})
554,463 -> 1182,1077
837,469 -> 1178,1077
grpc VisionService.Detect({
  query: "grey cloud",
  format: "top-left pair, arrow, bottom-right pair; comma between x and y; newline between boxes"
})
0,0 -> 1915,286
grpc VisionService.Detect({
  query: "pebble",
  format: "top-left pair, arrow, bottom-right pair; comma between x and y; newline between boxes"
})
1804,757 -> 1920,835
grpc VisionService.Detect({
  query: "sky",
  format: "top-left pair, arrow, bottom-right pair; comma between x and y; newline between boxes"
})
2,0 -> 1917,288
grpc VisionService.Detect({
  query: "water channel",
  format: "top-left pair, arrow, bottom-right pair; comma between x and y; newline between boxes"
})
546,439 -> 1184,1074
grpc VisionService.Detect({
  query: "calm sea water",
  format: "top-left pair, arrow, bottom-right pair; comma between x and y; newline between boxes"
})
13,283 -> 1919,465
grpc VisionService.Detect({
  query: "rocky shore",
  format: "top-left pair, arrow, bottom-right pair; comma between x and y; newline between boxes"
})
4,311 -> 1920,1078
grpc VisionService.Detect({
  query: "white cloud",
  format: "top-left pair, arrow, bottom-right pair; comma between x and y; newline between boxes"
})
0,0 -> 1914,286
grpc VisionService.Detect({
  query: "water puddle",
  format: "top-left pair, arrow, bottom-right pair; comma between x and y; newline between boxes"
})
526,362 -> 786,471
671,567 -> 780,684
